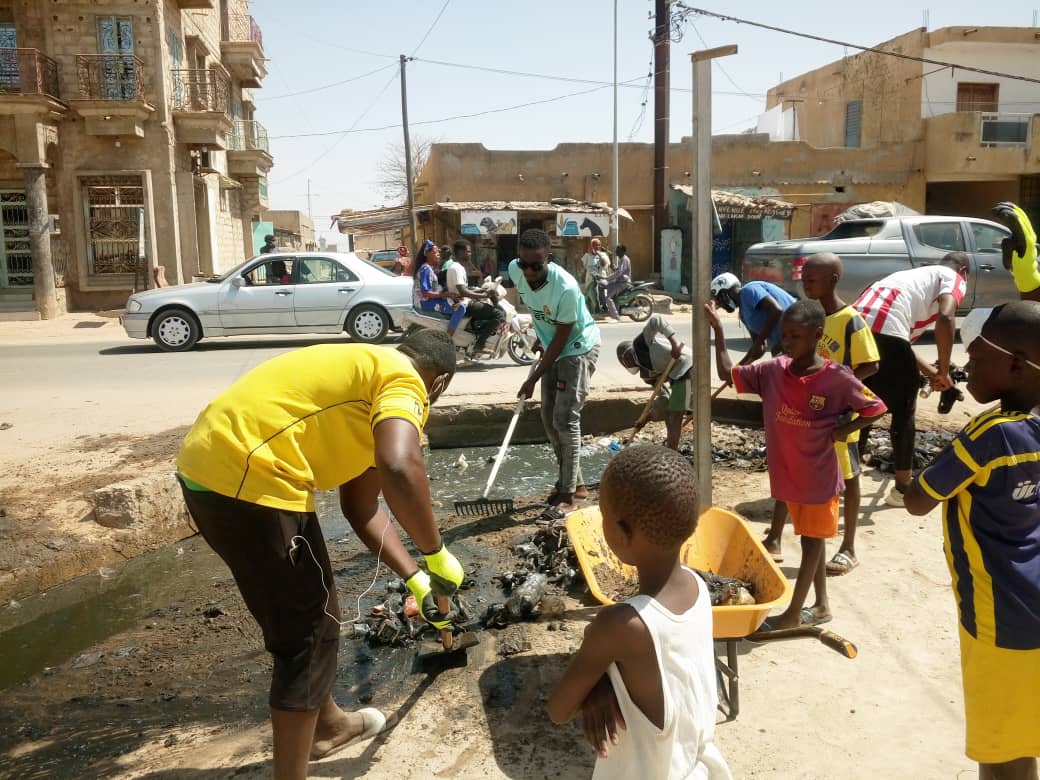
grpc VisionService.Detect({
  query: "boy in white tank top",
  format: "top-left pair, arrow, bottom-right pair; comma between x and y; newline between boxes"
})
547,446 -> 732,779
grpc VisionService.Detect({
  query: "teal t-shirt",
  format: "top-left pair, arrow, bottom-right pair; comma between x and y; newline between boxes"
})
508,259 -> 600,359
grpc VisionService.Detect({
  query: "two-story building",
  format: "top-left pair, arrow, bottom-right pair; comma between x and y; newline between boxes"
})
0,0 -> 272,319
767,25 -> 1040,230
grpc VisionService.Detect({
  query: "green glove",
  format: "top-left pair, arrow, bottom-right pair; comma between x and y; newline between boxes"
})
994,202 -> 1040,293
423,543 -> 465,596
405,569 -> 455,630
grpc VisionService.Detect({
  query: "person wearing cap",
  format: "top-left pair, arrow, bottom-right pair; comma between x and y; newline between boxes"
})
617,314 -> 693,450
709,272 -> 796,365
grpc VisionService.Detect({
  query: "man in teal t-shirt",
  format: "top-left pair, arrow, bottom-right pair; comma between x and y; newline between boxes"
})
509,229 -> 601,518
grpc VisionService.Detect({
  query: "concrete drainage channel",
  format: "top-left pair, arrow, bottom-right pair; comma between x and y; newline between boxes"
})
0,392 -> 767,692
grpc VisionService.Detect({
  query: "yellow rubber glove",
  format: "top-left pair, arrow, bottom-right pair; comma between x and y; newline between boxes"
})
994,202 -> 1040,294
404,569 -> 456,630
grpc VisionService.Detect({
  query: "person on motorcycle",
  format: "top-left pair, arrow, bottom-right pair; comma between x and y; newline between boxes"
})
445,239 -> 505,352
413,240 -> 466,338
709,272 -> 795,365
617,314 -> 692,449
599,244 -> 633,320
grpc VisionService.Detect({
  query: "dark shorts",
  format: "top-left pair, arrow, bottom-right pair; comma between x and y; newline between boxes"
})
179,481 -> 340,711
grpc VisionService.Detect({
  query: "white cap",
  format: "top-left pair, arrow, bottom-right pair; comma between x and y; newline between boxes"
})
960,307 -> 992,348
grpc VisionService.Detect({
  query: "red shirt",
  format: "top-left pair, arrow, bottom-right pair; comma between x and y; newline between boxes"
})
732,356 -> 887,504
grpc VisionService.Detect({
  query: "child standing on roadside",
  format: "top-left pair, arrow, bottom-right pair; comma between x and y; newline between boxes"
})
706,299 -> 887,629
774,252 -> 880,576
548,446 -> 731,779
905,302 -> 1040,779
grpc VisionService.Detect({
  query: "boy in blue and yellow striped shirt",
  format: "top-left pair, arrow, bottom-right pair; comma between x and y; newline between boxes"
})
906,301 -> 1040,779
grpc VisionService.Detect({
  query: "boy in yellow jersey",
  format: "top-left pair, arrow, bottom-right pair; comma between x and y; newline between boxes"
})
761,252 -> 880,575
906,302 -> 1040,779
177,330 -> 462,780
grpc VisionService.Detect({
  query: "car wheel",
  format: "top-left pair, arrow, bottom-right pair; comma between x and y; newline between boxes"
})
346,304 -> 390,343
152,307 -> 201,352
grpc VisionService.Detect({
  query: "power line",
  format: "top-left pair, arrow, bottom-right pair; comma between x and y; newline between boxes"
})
673,3 -> 1040,85
263,63 -> 397,100
412,0 -> 451,56
268,81 -> 621,141
270,69 -> 399,184
686,20 -> 760,102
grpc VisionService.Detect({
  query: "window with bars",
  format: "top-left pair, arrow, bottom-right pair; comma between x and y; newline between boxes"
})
956,83 -> 998,113
83,176 -> 145,275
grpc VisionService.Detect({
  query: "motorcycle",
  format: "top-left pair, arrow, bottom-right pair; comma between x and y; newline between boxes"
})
596,280 -> 655,322
400,276 -> 537,365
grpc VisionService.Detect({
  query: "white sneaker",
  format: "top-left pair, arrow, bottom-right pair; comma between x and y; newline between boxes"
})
885,487 -> 906,507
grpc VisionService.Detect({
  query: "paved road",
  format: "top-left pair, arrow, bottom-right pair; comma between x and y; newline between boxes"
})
0,310 -> 970,465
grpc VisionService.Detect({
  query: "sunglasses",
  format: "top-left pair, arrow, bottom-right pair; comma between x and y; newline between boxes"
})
518,260 -> 545,272
973,334 -> 1040,372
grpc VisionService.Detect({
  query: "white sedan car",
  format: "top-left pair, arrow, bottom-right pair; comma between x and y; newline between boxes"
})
122,252 -> 414,351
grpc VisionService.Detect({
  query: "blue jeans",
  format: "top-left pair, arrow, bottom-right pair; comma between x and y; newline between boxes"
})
420,299 -> 467,331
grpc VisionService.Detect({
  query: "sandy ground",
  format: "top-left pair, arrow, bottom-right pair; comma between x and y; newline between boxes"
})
0,429 -> 975,780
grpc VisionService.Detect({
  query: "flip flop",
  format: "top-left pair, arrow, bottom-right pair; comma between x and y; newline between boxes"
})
826,551 -> 859,577
311,707 -> 387,761
799,607 -> 833,627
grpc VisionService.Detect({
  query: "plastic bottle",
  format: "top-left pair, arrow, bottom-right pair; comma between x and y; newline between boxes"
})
506,572 -> 549,619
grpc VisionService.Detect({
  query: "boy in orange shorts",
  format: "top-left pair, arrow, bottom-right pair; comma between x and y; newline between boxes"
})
706,299 -> 887,628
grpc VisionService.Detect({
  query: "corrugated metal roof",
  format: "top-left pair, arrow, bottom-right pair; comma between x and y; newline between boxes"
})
332,200 -> 632,234
672,185 -> 795,219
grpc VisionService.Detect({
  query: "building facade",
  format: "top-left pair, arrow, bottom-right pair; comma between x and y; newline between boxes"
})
767,26 -> 1040,227
0,0 -> 272,319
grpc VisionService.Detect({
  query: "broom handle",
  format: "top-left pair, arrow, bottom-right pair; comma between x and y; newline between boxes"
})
483,360 -> 540,499
624,356 -> 678,446
711,382 -> 731,399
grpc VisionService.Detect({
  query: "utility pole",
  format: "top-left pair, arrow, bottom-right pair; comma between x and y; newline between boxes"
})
400,54 -> 418,251
691,43 -> 737,515
611,0 -> 619,251
305,178 -> 316,223
652,0 -> 670,273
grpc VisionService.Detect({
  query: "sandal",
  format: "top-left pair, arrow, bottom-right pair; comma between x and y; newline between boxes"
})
825,551 -> 859,577
310,707 -> 387,760
799,607 -> 833,627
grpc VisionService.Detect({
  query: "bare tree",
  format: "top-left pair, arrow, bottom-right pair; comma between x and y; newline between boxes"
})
376,136 -> 436,204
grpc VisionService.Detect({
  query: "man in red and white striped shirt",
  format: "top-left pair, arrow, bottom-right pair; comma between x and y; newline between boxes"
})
854,255 -> 968,506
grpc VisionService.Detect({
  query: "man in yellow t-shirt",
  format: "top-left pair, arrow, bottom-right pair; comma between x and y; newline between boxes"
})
177,329 -> 460,778
759,252 -> 880,575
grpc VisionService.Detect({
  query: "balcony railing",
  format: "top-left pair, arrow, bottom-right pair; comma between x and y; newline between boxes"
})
980,113 -> 1031,147
171,68 -> 230,113
0,48 -> 61,99
76,54 -> 145,101
228,119 -> 269,152
225,13 -> 263,49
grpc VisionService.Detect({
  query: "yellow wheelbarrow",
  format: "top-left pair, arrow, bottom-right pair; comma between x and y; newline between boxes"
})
566,506 -> 793,719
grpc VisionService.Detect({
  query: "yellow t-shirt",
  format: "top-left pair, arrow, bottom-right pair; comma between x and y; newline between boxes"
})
177,344 -> 429,512
816,305 -> 879,369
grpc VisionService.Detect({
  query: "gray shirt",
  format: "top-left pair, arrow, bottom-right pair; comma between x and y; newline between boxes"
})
634,314 -> 693,380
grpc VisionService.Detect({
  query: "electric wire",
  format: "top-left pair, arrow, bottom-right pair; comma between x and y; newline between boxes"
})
263,63 -> 397,101
411,0 -> 451,56
672,3 -> 1040,86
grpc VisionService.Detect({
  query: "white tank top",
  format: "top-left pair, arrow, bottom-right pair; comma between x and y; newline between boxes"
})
594,568 -> 733,780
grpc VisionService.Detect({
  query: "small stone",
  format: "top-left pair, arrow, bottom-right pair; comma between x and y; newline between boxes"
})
44,539 -> 67,552
497,625 -> 531,657
0,422 -> 12,431
163,735 -> 178,747
202,604 -> 225,619
70,652 -> 103,669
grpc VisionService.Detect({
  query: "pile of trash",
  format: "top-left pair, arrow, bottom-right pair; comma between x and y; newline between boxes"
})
862,428 -> 955,473
699,424 -> 768,471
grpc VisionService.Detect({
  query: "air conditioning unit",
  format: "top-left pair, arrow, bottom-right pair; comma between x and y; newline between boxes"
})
980,114 -> 1029,147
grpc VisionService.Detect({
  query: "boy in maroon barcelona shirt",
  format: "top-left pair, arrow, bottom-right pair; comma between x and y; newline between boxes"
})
706,299 -> 888,629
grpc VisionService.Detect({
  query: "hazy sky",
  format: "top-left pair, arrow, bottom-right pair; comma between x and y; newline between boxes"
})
252,1 -> 1038,243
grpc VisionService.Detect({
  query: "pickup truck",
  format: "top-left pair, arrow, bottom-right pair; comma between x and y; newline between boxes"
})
742,215 -> 1017,312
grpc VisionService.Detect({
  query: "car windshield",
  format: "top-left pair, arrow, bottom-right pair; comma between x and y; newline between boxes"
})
359,257 -> 397,277
206,256 -> 259,282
